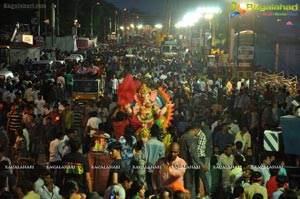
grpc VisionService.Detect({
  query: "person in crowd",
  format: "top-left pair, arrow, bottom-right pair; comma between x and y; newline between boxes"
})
214,125 -> 234,152
34,92 -> 46,117
111,74 -> 119,95
127,180 -> 146,199
230,186 -> 244,199
234,125 -> 251,153
65,70 -> 73,99
132,140 -> 146,183
49,131 -> 64,186
258,154 -> 271,187
22,122 -> 30,152
0,146 -> 12,173
43,116 -> 57,161
0,160 -> 17,196
97,102 -> 109,130
243,171 -> 267,199
145,124 -> 165,196
152,142 -> 187,194
24,83 -> 34,103
27,113 -> 42,154
13,127 -> 27,161
62,136 -> 92,194
6,103 -> 22,146
252,193 -> 264,199
289,179 -> 300,198
119,124 -> 137,170
18,179 -> 41,199
49,105 -> 62,130
61,129 -> 79,157
85,111 -> 102,150
61,103 -> 74,133
158,187 -> 174,199
178,122 -> 207,199
60,180 -> 86,199
263,84 -> 275,102
244,147 -> 256,166
111,110 -> 130,140
233,141 -> 244,158
200,118 -> 213,194
235,165 -> 253,188
266,161 -> 281,198
72,102 -> 83,139
104,172 -> 134,199
278,190 -> 297,199
195,123 -> 210,198
106,141 -> 127,187
271,175 -> 289,199
0,176 -> 14,198
37,170 -> 62,199
219,144 -> 235,194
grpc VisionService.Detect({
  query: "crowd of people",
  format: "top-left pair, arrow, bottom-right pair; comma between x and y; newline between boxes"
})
0,40 -> 300,199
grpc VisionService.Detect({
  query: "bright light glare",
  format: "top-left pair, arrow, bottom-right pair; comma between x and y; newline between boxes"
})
176,6 -> 221,28
137,24 -> 143,29
119,26 -> 124,30
196,6 -> 221,14
204,14 -> 213,20
130,24 -> 135,28
155,24 -> 163,29
239,3 -> 247,10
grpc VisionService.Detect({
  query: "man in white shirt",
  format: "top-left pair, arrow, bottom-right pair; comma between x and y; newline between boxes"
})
34,92 -> 46,116
38,171 -> 61,199
85,111 -> 102,151
111,74 -> 119,94
85,111 -> 102,138
49,132 -> 64,164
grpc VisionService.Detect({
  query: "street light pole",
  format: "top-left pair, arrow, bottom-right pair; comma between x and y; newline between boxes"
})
57,0 -> 59,36
90,2 -> 100,38
166,0 -> 172,36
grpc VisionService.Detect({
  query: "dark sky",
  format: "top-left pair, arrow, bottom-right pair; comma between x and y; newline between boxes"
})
105,0 -> 167,14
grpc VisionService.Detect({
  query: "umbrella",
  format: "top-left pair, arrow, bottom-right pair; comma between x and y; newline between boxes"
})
160,74 -> 167,80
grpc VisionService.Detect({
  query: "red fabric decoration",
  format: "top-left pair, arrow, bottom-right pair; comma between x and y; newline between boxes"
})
117,74 -> 141,107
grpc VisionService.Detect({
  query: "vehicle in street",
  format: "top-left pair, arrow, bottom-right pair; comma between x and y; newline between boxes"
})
72,79 -> 103,103
160,39 -> 180,59
0,44 -> 40,67
30,60 -> 54,72
64,54 -> 84,64
0,70 -> 14,83
76,37 -> 96,50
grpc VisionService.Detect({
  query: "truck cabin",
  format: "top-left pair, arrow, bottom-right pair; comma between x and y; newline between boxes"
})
160,40 -> 180,58
72,79 -> 102,104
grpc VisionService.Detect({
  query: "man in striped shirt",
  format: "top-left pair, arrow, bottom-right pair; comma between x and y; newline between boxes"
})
6,103 -> 22,146
195,127 -> 210,198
